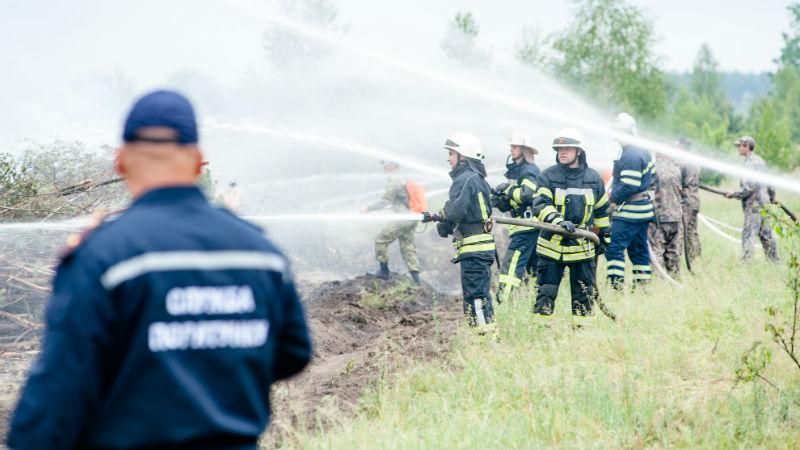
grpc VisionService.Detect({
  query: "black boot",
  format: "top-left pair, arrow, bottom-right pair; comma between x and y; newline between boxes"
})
410,271 -> 421,285
369,262 -> 390,279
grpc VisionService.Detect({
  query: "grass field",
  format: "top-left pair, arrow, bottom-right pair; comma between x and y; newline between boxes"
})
283,188 -> 800,449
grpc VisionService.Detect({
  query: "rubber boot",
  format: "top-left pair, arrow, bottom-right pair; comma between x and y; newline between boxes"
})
369,262 -> 390,280
410,271 -> 421,285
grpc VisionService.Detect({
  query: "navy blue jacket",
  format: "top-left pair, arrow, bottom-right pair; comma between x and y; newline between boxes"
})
610,144 -> 656,222
7,187 -> 312,450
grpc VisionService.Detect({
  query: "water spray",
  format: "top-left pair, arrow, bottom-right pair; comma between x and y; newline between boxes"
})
244,213 -> 422,223
235,6 -> 800,195
698,214 -> 742,244
204,119 -> 450,180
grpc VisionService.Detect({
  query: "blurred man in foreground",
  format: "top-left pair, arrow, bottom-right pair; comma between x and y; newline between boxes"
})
7,90 -> 312,450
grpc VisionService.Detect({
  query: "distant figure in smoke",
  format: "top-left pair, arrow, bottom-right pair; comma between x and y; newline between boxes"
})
724,136 -> 779,263
492,130 -> 540,303
648,152 -> 683,275
421,132 -> 496,334
531,128 -> 610,321
677,138 -> 702,262
6,90 -> 312,450
606,112 -> 656,289
364,160 -> 421,284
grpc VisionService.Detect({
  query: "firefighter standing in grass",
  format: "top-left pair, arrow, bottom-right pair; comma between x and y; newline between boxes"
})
7,91 -> 312,450
421,132 -> 495,332
365,160 -> 421,284
531,128 -> 610,320
724,136 -> 779,263
648,152 -> 683,275
606,113 -> 656,289
493,130 -> 541,303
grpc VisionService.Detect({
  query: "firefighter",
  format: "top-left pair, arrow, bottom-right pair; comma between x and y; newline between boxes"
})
724,136 -> 779,262
531,128 -> 610,320
492,130 -> 541,303
365,160 -> 420,284
421,132 -> 495,332
606,113 -> 655,289
7,90 -> 312,450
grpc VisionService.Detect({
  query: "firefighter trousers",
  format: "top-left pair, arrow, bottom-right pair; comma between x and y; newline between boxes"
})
497,230 -> 539,302
459,255 -> 495,325
533,257 -> 595,316
606,219 -> 651,288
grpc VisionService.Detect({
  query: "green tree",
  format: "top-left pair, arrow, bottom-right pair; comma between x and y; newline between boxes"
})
440,11 -> 492,67
751,100 -> 794,169
550,0 -> 668,120
777,2 -> 800,69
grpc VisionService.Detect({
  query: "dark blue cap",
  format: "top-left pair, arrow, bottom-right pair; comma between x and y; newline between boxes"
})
123,90 -> 198,144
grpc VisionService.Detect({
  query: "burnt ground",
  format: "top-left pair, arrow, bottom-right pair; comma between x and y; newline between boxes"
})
0,273 -> 464,447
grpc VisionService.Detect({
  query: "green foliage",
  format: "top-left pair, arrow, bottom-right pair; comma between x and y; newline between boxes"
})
750,99 -> 795,169
514,25 -> 549,69
440,11 -> 491,67
550,0 -> 668,120
777,2 -> 800,69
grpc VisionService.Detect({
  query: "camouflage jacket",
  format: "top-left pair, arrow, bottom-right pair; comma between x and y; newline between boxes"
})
680,163 -> 701,212
731,153 -> 770,211
367,174 -> 408,212
653,156 -> 683,223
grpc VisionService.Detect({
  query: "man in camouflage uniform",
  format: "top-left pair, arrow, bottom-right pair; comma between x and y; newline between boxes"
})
678,138 -> 701,262
648,153 -> 683,275
724,136 -> 779,263
365,161 -> 421,283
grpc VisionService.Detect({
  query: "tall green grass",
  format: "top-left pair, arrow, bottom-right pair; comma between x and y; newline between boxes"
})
282,190 -> 800,449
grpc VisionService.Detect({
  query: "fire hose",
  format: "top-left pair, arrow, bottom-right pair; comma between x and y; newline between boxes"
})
490,216 -> 617,321
700,183 -> 798,223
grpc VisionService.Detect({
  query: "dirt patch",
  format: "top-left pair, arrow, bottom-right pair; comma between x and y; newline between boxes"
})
0,273 -> 464,446
263,274 -> 463,446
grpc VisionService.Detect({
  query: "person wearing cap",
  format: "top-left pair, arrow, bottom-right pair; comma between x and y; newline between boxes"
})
492,130 -> 541,303
364,160 -> 421,284
677,138 -> 702,263
606,112 -> 656,290
421,132 -> 496,334
724,136 -> 779,262
6,90 -> 312,450
531,128 -> 610,321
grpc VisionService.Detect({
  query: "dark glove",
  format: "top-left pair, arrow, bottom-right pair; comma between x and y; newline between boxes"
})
598,229 -> 611,255
492,194 -> 511,212
421,211 -> 442,223
769,187 -> 777,203
436,221 -> 453,237
560,220 -> 576,233
493,182 -> 510,195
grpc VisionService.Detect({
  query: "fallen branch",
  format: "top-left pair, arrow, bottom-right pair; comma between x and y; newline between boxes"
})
0,310 -> 42,330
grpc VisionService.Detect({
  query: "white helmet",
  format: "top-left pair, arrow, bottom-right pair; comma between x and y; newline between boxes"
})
614,112 -> 638,136
509,130 -> 538,154
551,127 -> 585,151
444,132 -> 484,160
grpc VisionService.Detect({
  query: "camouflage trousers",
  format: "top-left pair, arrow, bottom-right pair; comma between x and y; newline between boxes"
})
742,208 -> 779,263
682,207 -> 701,261
375,221 -> 419,272
648,222 -> 682,275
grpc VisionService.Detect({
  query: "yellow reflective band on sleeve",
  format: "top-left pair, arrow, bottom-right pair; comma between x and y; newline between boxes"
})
643,161 -> 655,175
513,188 -> 522,203
621,178 -> 641,186
621,203 -> 654,211
594,216 -> 610,227
614,211 -> 654,220
538,205 -> 559,222
536,187 -> 553,199
521,179 -> 537,190
478,192 -> 489,221
596,193 -> 609,208
620,169 -> 642,178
